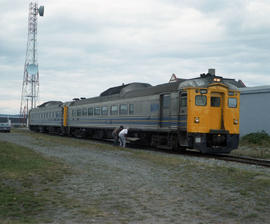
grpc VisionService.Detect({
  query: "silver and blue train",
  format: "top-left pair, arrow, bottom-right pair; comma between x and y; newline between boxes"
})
29,72 -> 242,153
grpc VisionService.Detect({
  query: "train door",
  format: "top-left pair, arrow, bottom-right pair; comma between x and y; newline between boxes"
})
178,91 -> 188,146
209,92 -> 224,130
178,91 -> 187,131
160,94 -> 171,128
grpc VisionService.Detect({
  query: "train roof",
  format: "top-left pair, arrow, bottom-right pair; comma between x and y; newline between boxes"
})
100,82 -> 152,97
69,73 -> 243,107
37,101 -> 63,108
178,74 -> 244,90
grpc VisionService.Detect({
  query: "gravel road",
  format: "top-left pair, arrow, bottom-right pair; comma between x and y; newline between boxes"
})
1,130 -> 270,224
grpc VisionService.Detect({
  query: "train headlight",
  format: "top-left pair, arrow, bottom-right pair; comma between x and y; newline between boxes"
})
233,119 -> 238,125
213,78 -> 221,82
194,117 -> 200,123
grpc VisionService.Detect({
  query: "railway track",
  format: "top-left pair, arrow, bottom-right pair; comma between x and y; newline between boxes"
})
119,140 -> 270,168
21,129 -> 270,168
180,151 -> 270,168
214,154 -> 270,168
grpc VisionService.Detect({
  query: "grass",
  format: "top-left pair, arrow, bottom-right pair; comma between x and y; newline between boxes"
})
173,164 -> 270,223
9,128 -> 270,223
0,140 -> 70,224
12,128 -> 118,151
212,166 -> 270,210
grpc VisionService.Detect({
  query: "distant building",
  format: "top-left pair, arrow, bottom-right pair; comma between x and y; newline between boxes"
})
0,114 -> 26,127
239,86 -> 270,136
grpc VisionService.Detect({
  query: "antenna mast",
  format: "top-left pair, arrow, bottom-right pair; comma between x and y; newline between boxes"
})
20,1 -> 44,117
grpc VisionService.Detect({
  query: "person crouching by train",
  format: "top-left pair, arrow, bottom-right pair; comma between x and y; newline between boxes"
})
112,126 -> 124,145
119,127 -> 128,148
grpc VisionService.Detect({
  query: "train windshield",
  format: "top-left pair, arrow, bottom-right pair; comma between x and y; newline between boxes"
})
228,97 -> 237,108
195,95 -> 207,106
211,97 -> 220,107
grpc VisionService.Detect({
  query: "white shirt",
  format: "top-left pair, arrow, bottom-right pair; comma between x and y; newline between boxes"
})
119,128 -> 128,137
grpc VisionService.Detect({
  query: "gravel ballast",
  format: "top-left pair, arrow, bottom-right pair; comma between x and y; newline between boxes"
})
1,130 -> 270,224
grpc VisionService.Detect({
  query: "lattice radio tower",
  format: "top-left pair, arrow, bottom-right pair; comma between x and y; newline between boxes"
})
20,2 -> 44,116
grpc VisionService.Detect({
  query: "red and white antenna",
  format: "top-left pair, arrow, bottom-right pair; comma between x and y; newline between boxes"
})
20,1 -> 44,118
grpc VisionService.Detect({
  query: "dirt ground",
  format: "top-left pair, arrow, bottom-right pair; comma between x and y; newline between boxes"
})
1,130 -> 270,224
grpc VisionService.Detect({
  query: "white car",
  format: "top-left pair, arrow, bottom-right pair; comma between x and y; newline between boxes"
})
0,118 -> 11,132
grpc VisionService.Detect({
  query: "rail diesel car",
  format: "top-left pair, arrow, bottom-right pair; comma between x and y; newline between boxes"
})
29,72 -> 240,153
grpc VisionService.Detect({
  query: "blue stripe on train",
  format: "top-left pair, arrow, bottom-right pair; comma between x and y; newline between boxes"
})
31,116 -> 187,127
68,116 -> 187,127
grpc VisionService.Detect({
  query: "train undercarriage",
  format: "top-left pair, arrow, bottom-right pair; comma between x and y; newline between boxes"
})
29,125 -> 238,154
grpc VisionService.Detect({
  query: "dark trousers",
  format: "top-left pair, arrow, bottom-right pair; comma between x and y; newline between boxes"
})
112,133 -> 118,145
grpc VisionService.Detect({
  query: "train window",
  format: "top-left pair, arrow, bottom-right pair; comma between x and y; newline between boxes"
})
72,110 -> 76,117
94,107 -> 101,116
195,95 -> 207,106
211,97 -> 220,107
82,108 -> 87,116
129,104 -> 134,115
77,109 -> 82,116
163,94 -> 170,109
151,104 -> 159,112
228,98 -> 237,108
88,107 -> 93,116
110,105 -> 118,115
101,106 -> 108,115
120,104 -> 128,115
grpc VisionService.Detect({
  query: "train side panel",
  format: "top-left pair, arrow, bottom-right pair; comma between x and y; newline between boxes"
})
67,94 -> 179,132
29,103 -> 63,132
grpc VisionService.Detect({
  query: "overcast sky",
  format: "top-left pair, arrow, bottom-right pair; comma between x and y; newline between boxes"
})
1,0 -> 270,114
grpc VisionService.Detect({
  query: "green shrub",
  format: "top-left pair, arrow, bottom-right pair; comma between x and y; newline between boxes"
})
241,131 -> 270,145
